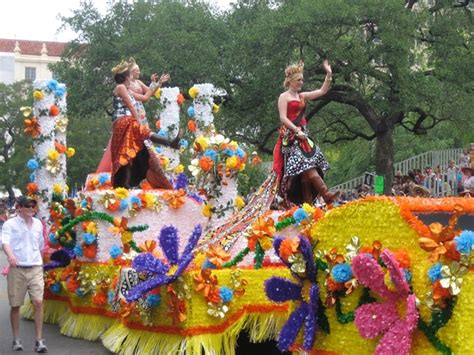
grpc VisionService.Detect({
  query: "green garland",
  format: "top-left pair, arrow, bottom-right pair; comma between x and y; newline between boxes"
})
417,298 -> 455,355
128,240 -> 142,253
275,216 -> 296,231
222,247 -> 250,268
254,242 -> 264,269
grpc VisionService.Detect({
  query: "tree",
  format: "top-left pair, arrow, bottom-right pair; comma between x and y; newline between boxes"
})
222,0 -> 473,193
0,81 -> 33,200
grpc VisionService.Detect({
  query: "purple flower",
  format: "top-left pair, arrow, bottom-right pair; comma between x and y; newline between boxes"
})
44,248 -> 75,271
126,224 -> 202,302
174,173 -> 188,190
264,235 -> 319,352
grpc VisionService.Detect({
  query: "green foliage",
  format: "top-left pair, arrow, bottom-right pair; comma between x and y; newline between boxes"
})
0,81 -> 33,198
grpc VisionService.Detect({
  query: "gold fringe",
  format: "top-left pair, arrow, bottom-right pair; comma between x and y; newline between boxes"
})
20,300 -> 69,324
59,312 -> 116,341
101,312 -> 285,355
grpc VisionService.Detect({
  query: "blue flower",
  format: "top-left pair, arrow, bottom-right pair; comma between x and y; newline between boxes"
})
75,288 -> 86,297
454,230 -> 474,254
74,245 -> 83,257
80,199 -> 88,209
403,269 -> 412,283
98,173 -> 109,185
157,129 -> 168,138
220,287 -> 234,304
50,282 -> 62,294
48,233 -> 59,245
174,173 -> 188,190
126,225 -> 202,302
130,196 -> 142,208
428,262 -> 442,283
331,263 -> 353,283
146,294 -> 161,307
187,106 -> 195,118
119,200 -> 129,211
108,290 -> 115,305
26,159 -> 39,171
236,148 -> 245,159
47,79 -> 59,91
155,146 -> 163,154
204,149 -> 218,162
264,236 -> 319,352
293,208 -> 309,224
83,233 -> 96,245
29,173 -> 36,182
202,259 -> 216,269
222,148 -> 235,157
179,139 -> 189,149
109,245 -> 123,259
54,86 -> 66,97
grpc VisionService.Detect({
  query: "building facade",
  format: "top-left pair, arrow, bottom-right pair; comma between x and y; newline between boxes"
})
0,39 -> 66,84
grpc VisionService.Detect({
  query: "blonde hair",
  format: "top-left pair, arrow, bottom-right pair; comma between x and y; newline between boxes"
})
283,61 -> 304,88
128,57 -> 139,71
111,60 -> 129,75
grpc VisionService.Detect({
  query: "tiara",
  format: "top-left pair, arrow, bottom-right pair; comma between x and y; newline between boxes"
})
285,60 -> 304,77
128,57 -> 138,69
111,60 -> 129,75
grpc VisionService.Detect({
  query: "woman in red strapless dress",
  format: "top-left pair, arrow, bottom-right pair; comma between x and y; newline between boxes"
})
273,60 -> 339,206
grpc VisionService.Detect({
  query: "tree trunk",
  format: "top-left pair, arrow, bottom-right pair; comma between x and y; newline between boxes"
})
7,185 -> 16,205
375,127 -> 394,195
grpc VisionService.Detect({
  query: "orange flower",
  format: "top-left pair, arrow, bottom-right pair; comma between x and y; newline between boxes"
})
326,277 -> 345,292
54,141 -> 67,154
109,217 -> 129,235
49,104 -> 60,116
107,199 -> 120,212
162,189 -> 186,209
187,119 -> 197,132
66,279 -> 79,292
199,156 -> 214,172
27,182 -> 39,194
139,240 -> 157,253
155,120 -> 161,129
83,244 -> 97,259
193,269 -> 219,302
279,237 -> 300,262
167,285 -> 187,324
177,93 -> 185,105
393,249 -> 411,268
247,217 -> 276,251
251,154 -> 262,166
92,291 -> 107,306
205,245 -> 231,268
24,116 -> 41,138
432,280 -> 451,304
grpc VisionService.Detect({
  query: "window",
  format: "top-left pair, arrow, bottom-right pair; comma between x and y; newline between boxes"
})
25,67 -> 36,82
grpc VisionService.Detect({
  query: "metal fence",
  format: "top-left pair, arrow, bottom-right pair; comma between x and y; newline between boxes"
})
330,148 -> 464,196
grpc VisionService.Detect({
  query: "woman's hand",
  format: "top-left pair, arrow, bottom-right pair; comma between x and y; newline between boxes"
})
150,73 -> 158,82
296,129 -> 306,139
323,60 -> 332,76
159,73 -> 170,85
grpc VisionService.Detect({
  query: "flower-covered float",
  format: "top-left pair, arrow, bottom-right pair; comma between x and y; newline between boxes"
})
20,81 -> 474,355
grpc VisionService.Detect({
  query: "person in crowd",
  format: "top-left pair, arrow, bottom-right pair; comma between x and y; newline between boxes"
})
109,60 -> 179,189
272,59 -> 338,206
1,197 -> 47,353
460,165 -> 474,197
459,148 -> 471,168
446,159 -> 459,196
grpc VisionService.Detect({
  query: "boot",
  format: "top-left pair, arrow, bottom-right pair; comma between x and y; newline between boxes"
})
149,129 -> 183,149
309,172 -> 340,204
301,178 -> 315,204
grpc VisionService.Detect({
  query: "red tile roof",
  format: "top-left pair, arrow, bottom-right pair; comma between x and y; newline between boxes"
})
0,39 -> 66,57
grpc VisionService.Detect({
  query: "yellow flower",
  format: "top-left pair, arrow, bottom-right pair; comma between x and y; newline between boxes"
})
235,196 -> 245,210
226,156 -> 238,169
238,163 -> 246,172
160,156 -> 170,169
154,88 -> 161,99
228,141 -> 238,149
65,184 -> 69,192
302,203 -> 315,215
144,193 -> 156,208
174,164 -> 184,174
20,106 -> 32,117
202,203 -> 214,218
121,231 -> 133,244
115,187 -> 129,200
33,90 -> 44,100
195,135 -> 209,151
86,222 -> 98,235
52,183 -> 63,194
65,147 -> 75,158
212,104 -> 220,113
47,150 -> 60,160
188,86 -> 199,99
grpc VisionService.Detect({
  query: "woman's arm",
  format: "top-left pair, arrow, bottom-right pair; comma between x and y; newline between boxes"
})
116,84 -> 140,120
131,74 -> 170,103
278,94 -> 306,139
300,60 -> 332,101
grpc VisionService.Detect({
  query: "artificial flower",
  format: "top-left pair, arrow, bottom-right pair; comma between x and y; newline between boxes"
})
49,104 -> 60,116
154,88 -> 161,99
194,135 -> 209,152
439,262 -> 468,296
194,269 -> 219,302
212,104 -> 220,113
33,90 -> 44,100
177,93 -> 185,105
24,116 -> 41,137
188,86 -> 199,99
247,217 -> 276,251
52,183 -> 63,194
26,182 -> 39,194
199,156 -> 214,172
226,156 -> 238,170
54,141 -> 67,154
187,106 -> 195,118
162,189 -> 186,209
54,116 -> 68,133
47,150 -> 60,160
45,159 -> 61,175
114,187 -> 129,200
205,244 -> 231,268
187,119 -> 197,132
20,106 -> 32,117
235,196 -> 245,210
66,147 -> 75,158
202,203 -> 214,218
174,164 -> 184,174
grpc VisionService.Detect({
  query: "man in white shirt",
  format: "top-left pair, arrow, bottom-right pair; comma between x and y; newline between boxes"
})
1,197 -> 48,353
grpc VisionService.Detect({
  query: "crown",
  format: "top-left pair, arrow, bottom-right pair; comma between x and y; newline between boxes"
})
285,60 -> 304,78
111,60 -> 129,75
128,57 -> 138,70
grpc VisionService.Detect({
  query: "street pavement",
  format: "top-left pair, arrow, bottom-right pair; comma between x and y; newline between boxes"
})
0,213 -> 472,354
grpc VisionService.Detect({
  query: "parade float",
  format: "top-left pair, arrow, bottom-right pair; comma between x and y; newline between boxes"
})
20,80 -> 474,355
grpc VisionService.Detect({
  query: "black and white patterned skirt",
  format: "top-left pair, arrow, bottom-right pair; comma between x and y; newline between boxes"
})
282,139 -> 329,178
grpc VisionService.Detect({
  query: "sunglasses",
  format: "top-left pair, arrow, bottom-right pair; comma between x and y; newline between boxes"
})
23,204 -> 37,209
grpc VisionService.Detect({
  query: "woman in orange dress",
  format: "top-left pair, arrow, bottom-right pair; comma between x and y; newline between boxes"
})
273,60 -> 338,206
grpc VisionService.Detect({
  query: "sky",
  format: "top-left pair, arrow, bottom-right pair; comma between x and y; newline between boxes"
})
0,0 -> 233,43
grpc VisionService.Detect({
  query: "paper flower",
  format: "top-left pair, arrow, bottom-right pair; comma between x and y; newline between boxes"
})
154,88 -> 161,99
439,262 -> 468,296
125,224 -> 202,302
264,235 -> 319,352
187,119 -> 197,132
66,147 -> 75,158
33,90 -> 44,100
177,93 -> 185,105
49,104 -> 60,116
454,230 -> 474,254
188,86 -> 199,99
352,250 -> 419,355
247,217 -> 276,251
27,159 -> 39,171
24,116 -> 41,137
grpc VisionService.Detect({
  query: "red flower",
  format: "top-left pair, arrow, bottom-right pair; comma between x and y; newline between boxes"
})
187,120 -> 197,132
49,105 -> 60,116
177,93 -> 185,105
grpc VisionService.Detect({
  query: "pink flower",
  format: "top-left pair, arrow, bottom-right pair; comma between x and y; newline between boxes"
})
352,250 -> 419,355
